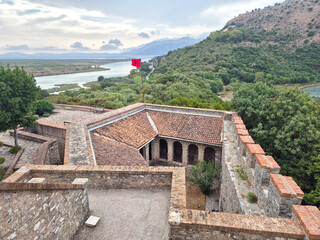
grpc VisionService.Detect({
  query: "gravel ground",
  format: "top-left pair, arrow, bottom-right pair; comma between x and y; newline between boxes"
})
0,144 -> 16,168
73,189 -> 171,240
39,108 -> 111,125
0,131 -> 41,168
0,108 -> 112,168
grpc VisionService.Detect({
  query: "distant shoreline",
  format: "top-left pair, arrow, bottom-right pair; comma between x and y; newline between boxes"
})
32,67 -> 110,77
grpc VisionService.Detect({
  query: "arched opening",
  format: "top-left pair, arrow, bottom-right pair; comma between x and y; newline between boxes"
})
188,144 -> 198,165
149,143 -> 152,161
173,141 -> 182,163
139,148 -> 144,158
159,139 -> 168,160
204,147 -> 215,163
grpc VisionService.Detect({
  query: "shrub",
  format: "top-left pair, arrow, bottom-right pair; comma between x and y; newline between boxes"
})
225,85 -> 233,91
35,100 -> 55,116
188,161 -> 221,195
236,168 -> 248,180
0,141 -> 3,147
308,31 -> 316,37
0,157 -> 5,164
43,112 -> 50,117
9,146 -> 21,154
247,192 -> 258,203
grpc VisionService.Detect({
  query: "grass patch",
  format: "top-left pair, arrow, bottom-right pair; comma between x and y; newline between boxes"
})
0,167 -> 9,181
0,157 -> 5,164
9,146 -> 21,154
0,141 -> 3,147
247,192 -> 258,203
46,83 -> 80,94
236,168 -> 248,180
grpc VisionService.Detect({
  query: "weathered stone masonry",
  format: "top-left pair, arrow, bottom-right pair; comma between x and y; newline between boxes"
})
3,164 -> 320,240
0,178 -> 89,240
2,104 -> 320,240
221,113 -> 304,219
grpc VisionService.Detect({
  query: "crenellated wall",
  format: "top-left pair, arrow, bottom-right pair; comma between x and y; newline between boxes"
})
222,113 -> 304,219
3,164 -> 320,240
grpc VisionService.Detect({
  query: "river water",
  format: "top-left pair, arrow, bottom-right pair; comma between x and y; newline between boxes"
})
301,85 -> 320,98
35,60 -> 135,89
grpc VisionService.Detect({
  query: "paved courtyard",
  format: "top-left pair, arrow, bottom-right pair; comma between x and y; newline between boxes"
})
73,189 -> 171,240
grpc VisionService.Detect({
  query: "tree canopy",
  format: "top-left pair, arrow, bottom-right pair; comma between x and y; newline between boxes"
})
231,82 -> 320,206
0,66 -> 39,147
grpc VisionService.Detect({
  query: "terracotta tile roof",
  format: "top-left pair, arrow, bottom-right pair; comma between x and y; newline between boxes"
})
148,110 -> 223,145
90,133 -> 148,166
91,109 -> 223,166
94,111 -> 157,148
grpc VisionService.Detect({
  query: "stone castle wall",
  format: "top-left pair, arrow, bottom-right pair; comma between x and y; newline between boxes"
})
220,113 -> 304,219
0,180 -> 89,240
4,164 -> 320,240
35,121 -> 67,161
23,166 -> 173,190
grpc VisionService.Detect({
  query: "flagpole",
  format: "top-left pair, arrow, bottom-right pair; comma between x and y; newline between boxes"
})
140,59 -> 144,103
132,58 -> 144,103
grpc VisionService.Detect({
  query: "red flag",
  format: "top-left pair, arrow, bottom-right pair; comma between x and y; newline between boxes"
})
131,59 -> 141,68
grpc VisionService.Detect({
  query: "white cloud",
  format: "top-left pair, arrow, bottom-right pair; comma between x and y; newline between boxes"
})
0,0 -> 285,53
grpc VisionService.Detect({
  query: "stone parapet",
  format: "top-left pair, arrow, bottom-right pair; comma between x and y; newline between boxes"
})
266,174 -> 304,218
0,178 -> 89,240
3,163 -> 317,240
54,103 -> 111,113
254,155 -> 281,206
238,135 -> 255,157
270,174 -> 304,198
256,155 -> 281,173
230,113 -> 305,220
292,205 -> 320,240
236,128 -> 250,144
169,209 -> 305,240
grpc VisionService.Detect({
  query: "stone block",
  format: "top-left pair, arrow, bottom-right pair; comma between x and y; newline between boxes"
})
28,178 -> 46,184
72,178 -> 89,188
85,216 -> 100,227
292,205 -> 320,240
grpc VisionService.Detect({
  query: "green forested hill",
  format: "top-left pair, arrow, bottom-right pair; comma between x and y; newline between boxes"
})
151,0 -> 320,87
46,0 -> 320,111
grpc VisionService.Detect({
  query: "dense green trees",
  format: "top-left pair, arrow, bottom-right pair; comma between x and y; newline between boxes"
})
0,66 -> 39,147
231,82 -> 320,206
46,69 -> 231,111
152,29 -> 320,87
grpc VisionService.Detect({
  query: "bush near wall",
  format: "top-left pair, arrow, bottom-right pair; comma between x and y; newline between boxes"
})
35,100 -> 55,116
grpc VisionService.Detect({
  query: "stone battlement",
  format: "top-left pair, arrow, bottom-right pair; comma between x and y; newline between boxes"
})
230,113 -> 304,218
2,164 -> 320,239
2,104 -> 320,240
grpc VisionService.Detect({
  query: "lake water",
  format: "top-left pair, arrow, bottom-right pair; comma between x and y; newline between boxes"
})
35,60 -> 135,89
301,85 -> 320,98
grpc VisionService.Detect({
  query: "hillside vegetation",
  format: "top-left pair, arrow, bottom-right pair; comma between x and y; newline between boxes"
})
151,0 -> 320,86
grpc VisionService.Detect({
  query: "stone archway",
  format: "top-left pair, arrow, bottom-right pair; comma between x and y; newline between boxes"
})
173,141 -> 182,163
159,139 -> 168,160
188,144 -> 198,165
149,143 -> 152,161
204,147 -> 215,163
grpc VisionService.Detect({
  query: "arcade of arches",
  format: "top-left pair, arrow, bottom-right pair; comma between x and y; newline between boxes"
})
139,137 -> 221,166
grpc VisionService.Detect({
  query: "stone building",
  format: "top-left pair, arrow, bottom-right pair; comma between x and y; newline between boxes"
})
1,103 -> 320,240
89,105 -> 223,167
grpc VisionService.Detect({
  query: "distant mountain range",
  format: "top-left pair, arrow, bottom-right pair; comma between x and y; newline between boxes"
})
0,37 -> 205,59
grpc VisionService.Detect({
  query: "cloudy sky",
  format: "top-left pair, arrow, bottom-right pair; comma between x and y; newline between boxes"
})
0,0 -> 284,54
